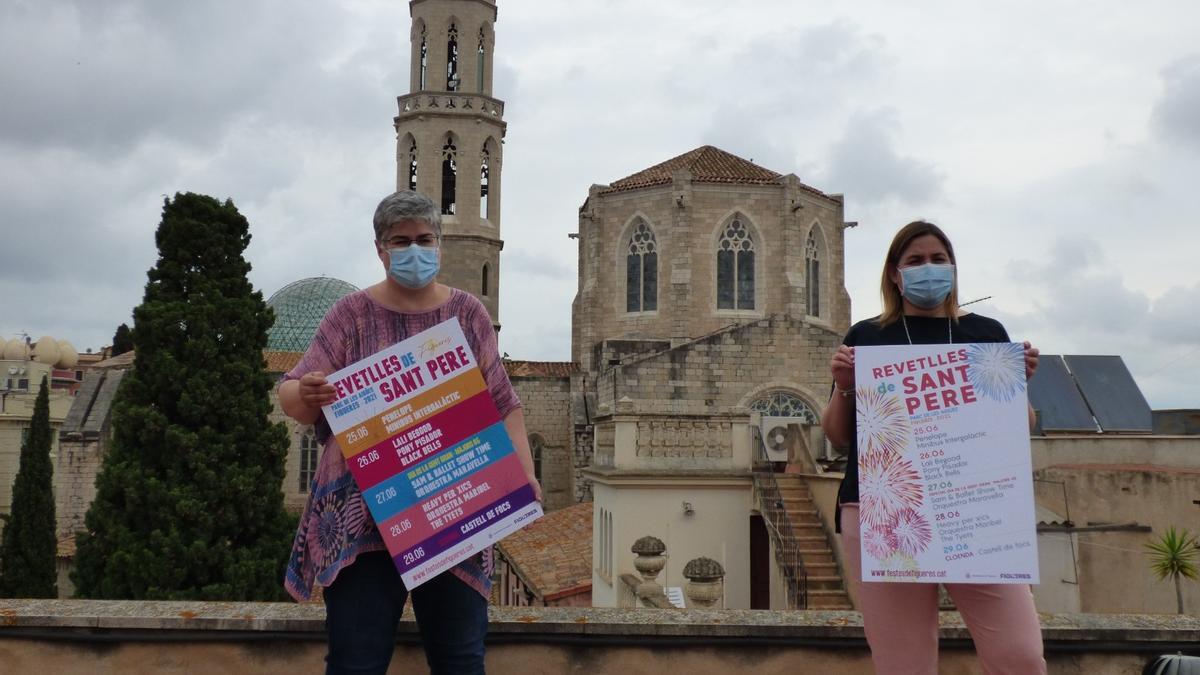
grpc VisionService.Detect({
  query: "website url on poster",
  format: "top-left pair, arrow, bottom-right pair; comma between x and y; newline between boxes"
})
871,570 -> 947,578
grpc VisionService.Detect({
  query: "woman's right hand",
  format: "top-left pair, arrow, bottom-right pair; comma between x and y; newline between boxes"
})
830,345 -> 856,393
299,371 -> 338,408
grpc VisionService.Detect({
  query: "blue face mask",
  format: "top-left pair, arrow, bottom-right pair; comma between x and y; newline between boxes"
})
900,263 -> 955,308
387,245 -> 440,289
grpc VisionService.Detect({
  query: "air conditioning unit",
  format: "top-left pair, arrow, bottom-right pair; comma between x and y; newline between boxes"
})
760,416 -> 830,464
761,416 -> 802,462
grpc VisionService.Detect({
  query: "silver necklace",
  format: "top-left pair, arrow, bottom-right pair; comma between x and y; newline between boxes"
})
902,315 -> 952,345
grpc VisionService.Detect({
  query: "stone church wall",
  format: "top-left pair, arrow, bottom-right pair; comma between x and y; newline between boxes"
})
574,176 -> 849,373
572,425 -> 593,503
55,439 -> 103,537
511,376 -> 574,511
438,236 -> 502,325
595,316 -> 841,417
272,400 -> 311,514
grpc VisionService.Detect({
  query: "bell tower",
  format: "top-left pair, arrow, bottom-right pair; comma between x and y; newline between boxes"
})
396,0 -> 505,329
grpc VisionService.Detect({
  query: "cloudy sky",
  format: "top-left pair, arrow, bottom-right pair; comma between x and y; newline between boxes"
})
2,0 -> 1197,408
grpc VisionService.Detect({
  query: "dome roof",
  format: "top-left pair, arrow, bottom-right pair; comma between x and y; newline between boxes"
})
56,340 -> 78,368
32,336 -> 60,365
3,338 -> 28,360
266,277 -> 359,352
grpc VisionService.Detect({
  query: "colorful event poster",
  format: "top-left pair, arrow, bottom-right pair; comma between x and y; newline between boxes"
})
854,343 -> 1039,584
321,318 -> 542,589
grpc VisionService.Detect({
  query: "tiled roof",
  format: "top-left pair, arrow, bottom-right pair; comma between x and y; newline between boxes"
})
603,145 -> 783,194
497,502 -> 592,600
264,351 -> 304,374
503,360 -> 578,379
57,534 -> 76,558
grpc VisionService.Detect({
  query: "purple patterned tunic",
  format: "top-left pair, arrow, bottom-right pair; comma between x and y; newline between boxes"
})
283,288 -> 520,602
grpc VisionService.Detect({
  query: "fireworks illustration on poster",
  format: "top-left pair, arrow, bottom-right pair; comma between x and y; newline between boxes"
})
890,507 -> 934,557
855,386 -> 913,455
966,343 -> 1026,402
858,448 -> 924,528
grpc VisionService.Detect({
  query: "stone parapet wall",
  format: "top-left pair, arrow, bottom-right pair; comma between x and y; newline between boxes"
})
635,417 -> 731,461
590,410 -> 751,473
1,600 -> 1196,674
593,422 -> 614,469
1031,435 -> 1200,471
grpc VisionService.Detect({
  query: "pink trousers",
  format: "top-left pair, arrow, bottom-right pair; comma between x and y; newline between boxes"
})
841,504 -> 1047,675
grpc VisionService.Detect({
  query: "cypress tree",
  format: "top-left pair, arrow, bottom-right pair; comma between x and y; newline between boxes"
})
73,192 -> 292,600
111,323 -> 133,357
0,376 -> 58,598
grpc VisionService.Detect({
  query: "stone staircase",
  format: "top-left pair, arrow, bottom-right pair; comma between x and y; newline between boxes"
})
772,474 -> 853,610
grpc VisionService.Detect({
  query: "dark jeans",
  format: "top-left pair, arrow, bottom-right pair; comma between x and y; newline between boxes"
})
324,551 -> 488,675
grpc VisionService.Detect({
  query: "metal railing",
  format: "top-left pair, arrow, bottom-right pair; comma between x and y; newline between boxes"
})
751,425 -> 808,609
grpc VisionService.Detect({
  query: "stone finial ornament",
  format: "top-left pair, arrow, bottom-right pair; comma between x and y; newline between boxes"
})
631,536 -> 667,592
683,556 -> 725,609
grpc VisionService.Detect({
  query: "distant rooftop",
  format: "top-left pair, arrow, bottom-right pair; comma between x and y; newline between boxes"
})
502,360 -> 578,378
603,145 -> 781,194
1030,355 -> 1153,434
264,351 -> 304,375
497,502 -> 592,601
92,350 -> 136,370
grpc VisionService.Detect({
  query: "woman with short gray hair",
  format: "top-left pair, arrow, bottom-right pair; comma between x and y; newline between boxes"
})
279,189 -> 541,675
371,189 -> 443,241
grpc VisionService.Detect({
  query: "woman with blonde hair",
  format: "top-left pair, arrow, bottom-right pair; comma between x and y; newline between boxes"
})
821,220 -> 1045,674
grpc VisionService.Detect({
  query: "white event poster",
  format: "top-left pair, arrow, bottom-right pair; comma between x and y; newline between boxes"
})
854,343 -> 1039,584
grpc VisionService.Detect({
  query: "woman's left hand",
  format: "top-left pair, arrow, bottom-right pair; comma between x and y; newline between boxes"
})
527,474 -> 543,503
1023,341 -> 1040,381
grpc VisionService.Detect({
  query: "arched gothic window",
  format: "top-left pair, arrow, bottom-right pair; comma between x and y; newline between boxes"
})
419,27 -> 428,90
446,23 -> 459,91
299,430 -> 318,492
482,263 -> 490,297
717,217 -> 755,310
441,136 -> 457,215
626,220 -> 657,312
528,434 -> 544,483
806,228 -> 822,317
750,392 -> 817,423
407,138 -> 418,191
480,146 -> 490,219
477,28 -> 486,91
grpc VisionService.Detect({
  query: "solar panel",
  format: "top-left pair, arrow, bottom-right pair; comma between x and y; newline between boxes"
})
1028,355 -> 1097,433
1063,355 -> 1152,433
